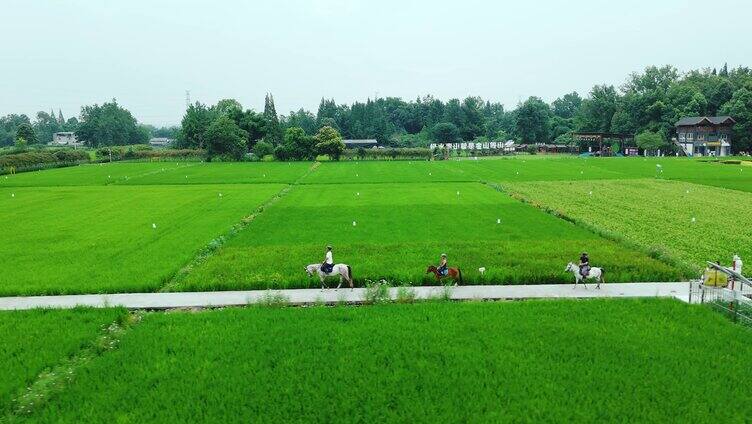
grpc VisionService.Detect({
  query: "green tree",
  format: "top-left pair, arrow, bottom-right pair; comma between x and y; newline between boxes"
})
282,126 -> 316,160
177,102 -> 216,149
253,140 -> 274,158
282,109 -> 317,135
76,100 -> 148,147
430,122 -> 461,142
204,115 -> 248,160
0,114 -> 32,147
15,123 -> 38,145
576,85 -> 618,132
264,93 -> 282,144
314,126 -> 345,160
551,92 -> 583,119
33,111 -> 61,144
635,130 -> 666,151
720,87 -> 752,152
515,97 -> 551,143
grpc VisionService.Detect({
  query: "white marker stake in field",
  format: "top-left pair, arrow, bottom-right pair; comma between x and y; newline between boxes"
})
479,267 -> 486,275
691,217 -> 696,223
497,218 -> 501,224
152,223 -> 157,229
352,221 -> 357,226
356,192 -> 360,196
11,193 -> 14,198
219,193 -> 223,198
456,191 -> 460,195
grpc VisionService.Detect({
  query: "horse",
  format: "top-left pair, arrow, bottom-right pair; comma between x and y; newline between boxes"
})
565,262 -> 604,289
426,265 -> 463,285
305,263 -> 354,289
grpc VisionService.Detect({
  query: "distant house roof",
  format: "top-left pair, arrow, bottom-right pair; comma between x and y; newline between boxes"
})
342,139 -> 378,146
675,116 -> 736,127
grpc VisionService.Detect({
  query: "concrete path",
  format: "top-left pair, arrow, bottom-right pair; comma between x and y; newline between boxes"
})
0,282 -> 690,311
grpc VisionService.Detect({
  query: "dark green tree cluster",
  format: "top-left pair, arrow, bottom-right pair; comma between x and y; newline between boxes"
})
272,64 -> 752,153
175,97 -> 272,160
76,100 -> 150,147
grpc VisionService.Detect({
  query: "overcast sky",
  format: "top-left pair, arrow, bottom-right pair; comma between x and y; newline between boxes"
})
1,0 -> 750,126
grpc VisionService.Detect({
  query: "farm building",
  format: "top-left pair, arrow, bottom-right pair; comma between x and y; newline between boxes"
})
50,132 -> 81,147
149,137 -> 172,148
342,139 -> 378,149
675,116 -> 735,157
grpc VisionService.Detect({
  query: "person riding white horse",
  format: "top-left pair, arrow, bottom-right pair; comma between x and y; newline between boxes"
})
306,245 -> 353,289
565,260 -> 604,289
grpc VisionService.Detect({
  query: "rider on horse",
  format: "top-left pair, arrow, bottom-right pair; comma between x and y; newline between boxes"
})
579,252 -> 590,278
322,245 -> 334,274
438,253 -> 449,277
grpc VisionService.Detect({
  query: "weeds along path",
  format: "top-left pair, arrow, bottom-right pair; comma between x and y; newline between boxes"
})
159,162 -> 321,293
4,312 -> 142,420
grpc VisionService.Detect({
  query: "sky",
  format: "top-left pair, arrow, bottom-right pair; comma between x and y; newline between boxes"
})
1,0 -> 750,126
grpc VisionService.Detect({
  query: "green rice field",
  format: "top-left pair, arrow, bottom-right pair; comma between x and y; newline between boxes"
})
0,307 -> 126,415
2,156 -> 750,294
10,299 -> 752,423
504,178 -> 752,270
181,182 -> 682,290
0,184 -> 284,295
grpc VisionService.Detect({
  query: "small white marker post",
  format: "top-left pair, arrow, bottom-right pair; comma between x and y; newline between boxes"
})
11,193 -> 15,198
356,192 -> 360,196
219,193 -> 223,198
589,191 -> 593,196
352,221 -> 357,227
152,223 -> 157,229
691,217 -> 696,223
456,191 -> 460,196
497,218 -> 501,224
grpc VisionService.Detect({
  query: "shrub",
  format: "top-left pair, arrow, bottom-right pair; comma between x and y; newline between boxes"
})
254,141 -> 275,158
0,149 -> 89,171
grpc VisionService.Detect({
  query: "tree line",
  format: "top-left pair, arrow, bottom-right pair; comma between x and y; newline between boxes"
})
2,64 -> 751,154
172,64 -> 752,155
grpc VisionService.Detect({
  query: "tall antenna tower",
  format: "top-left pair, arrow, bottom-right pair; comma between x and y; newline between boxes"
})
185,90 -> 191,109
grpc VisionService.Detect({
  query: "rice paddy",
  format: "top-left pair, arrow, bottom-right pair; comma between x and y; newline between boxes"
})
12,300 -> 752,423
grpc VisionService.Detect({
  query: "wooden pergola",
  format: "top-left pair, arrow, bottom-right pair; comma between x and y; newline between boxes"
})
571,132 -> 634,156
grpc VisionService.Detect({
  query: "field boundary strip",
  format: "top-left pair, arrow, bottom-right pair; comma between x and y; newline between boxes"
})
4,312 -> 141,419
481,181 -> 696,278
159,162 -> 321,292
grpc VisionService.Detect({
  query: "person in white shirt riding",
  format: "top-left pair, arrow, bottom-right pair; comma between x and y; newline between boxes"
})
322,245 -> 334,274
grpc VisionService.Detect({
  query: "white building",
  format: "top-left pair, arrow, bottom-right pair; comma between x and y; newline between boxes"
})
149,137 -> 173,148
50,132 -> 82,147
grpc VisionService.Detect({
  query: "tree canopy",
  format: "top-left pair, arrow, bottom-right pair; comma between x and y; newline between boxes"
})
76,100 -> 149,147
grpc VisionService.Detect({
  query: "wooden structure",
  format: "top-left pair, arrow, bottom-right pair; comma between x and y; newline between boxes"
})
675,116 -> 735,157
571,132 -> 634,156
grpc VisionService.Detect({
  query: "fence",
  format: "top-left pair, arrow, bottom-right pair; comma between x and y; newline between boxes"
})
689,281 -> 752,327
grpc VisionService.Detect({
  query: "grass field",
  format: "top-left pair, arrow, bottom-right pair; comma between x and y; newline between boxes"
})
1,156 -> 750,295
0,184 -> 284,295
504,179 -> 752,271
0,307 -> 125,415
15,299 -> 752,423
0,161 -> 312,187
180,182 -> 684,291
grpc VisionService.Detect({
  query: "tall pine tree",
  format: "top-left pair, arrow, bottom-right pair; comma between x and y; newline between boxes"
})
264,93 -> 282,144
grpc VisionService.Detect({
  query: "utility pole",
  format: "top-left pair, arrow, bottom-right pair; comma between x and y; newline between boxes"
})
185,90 -> 191,109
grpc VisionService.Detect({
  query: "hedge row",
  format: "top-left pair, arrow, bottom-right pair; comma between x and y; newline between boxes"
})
96,147 -> 205,161
341,148 -> 432,160
0,150 -> 90,171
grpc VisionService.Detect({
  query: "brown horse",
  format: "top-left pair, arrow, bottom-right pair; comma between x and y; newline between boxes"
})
426,265 -> 463,285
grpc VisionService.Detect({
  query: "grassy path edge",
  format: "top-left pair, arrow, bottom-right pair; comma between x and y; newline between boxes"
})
481,181 -> 697,279
159,162 -> 321,292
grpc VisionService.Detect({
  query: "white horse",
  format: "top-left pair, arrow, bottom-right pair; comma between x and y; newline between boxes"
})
565,262 -> 604,289
305,263 -> 354,289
